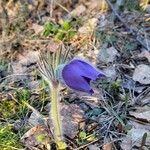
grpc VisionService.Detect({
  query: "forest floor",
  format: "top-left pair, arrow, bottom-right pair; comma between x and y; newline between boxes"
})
0,0 -> 150,150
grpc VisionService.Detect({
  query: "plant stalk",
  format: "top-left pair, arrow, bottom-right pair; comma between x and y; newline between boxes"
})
50,82 -> 66,150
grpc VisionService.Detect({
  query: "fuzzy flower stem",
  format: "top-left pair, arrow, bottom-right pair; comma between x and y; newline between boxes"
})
50,82 -> 66,150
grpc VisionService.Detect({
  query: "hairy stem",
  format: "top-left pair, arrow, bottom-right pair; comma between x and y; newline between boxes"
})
50,82 -> 66,149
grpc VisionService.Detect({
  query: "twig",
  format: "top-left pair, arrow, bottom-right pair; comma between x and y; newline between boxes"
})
0,74 -> 29,82
105,0 -> 149,51
54,1 -> 70,14
49,0 -> 54,17
132,87 -> 150,105
74,138 -> 99,150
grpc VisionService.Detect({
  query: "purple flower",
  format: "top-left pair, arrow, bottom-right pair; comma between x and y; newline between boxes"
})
62,59 -> 105,94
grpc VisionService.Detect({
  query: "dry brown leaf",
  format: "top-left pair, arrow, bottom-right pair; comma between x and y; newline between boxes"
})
129,106 -> 150,122
86,0 -> 108,12
122,128 -> 150,148
138,50 -> 150,63
121,115 -> 150,149
70,4 -> 86,16
99,46 -> 119,63
88,144 -> 100,150
72,18 -> 98,49
133,64 -> 150,84
6,0 -> 20,18
21,125 -> 49,148
47,103 -> 85,139
61,104 -> 85,139
103,143 -> 112,150
31,23 -> 44,35
121,137 -> 132,150
16,51 -> 39,66
28,112 -> 46,127
128,120 -> 150,130
78,18 -> 98,36
46,40 -> 61,52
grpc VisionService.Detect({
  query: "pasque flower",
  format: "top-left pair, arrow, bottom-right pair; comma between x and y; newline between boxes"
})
62,59 -> 105,94
38,45 -> 105,149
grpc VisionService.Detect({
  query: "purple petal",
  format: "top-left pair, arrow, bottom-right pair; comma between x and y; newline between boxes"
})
62,59 -> 105,94
62,66 -> 93,94
68,59 -> 105,79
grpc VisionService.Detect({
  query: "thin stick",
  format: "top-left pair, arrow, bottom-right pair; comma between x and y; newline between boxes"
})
54,1 -> 70,14
105,0 -> 149,51
74,139 -> 99,150
50,0 -> 54,17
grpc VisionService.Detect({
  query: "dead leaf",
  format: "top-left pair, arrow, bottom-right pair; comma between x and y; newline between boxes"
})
11,50 -> 40,81
139,93 -> 150,106
99,46 -> 119,63
31,23 -> 44,35
133,64 -> 150,84
61,104 -> 85,139
103,66 -> 117,80
86,0 -> 108,12
11,62 -> 27,74
121,137 -> 132,150
70,4 -> 86,16
88,144 -> 100,150
21,125 -> 50,148
28,112 -> 46,126
78,18 -> 98,36
128,120 -> 150,131
121,128 -> 150,149
103,143 -> 112,150
6,0 -> 20,18
46,40 -> 61,52
47,103 -> 85,139
19,51 -> 40,66
138,50 -> 150,63
129,106 -> 150,122
129,128 -> 150,146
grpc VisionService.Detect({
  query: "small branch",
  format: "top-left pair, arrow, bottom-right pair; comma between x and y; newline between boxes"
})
105,0 -> 149,51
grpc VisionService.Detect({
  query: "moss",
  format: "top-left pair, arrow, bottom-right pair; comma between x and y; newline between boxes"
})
0,88 -> 31,120
0,124 -> 23,150
0,100 -> 17,119
16,88 -> 31,117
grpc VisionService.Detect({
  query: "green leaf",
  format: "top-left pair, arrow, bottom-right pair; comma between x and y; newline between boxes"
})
35,133 -> 47,143
61,20 -> 71,31
52,25 -> 59,34
67,31 -> 76,39
57,141 -> 67,150
55,31 -> 66,40
79,131 -> 87,140
43,22 -> 53,37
